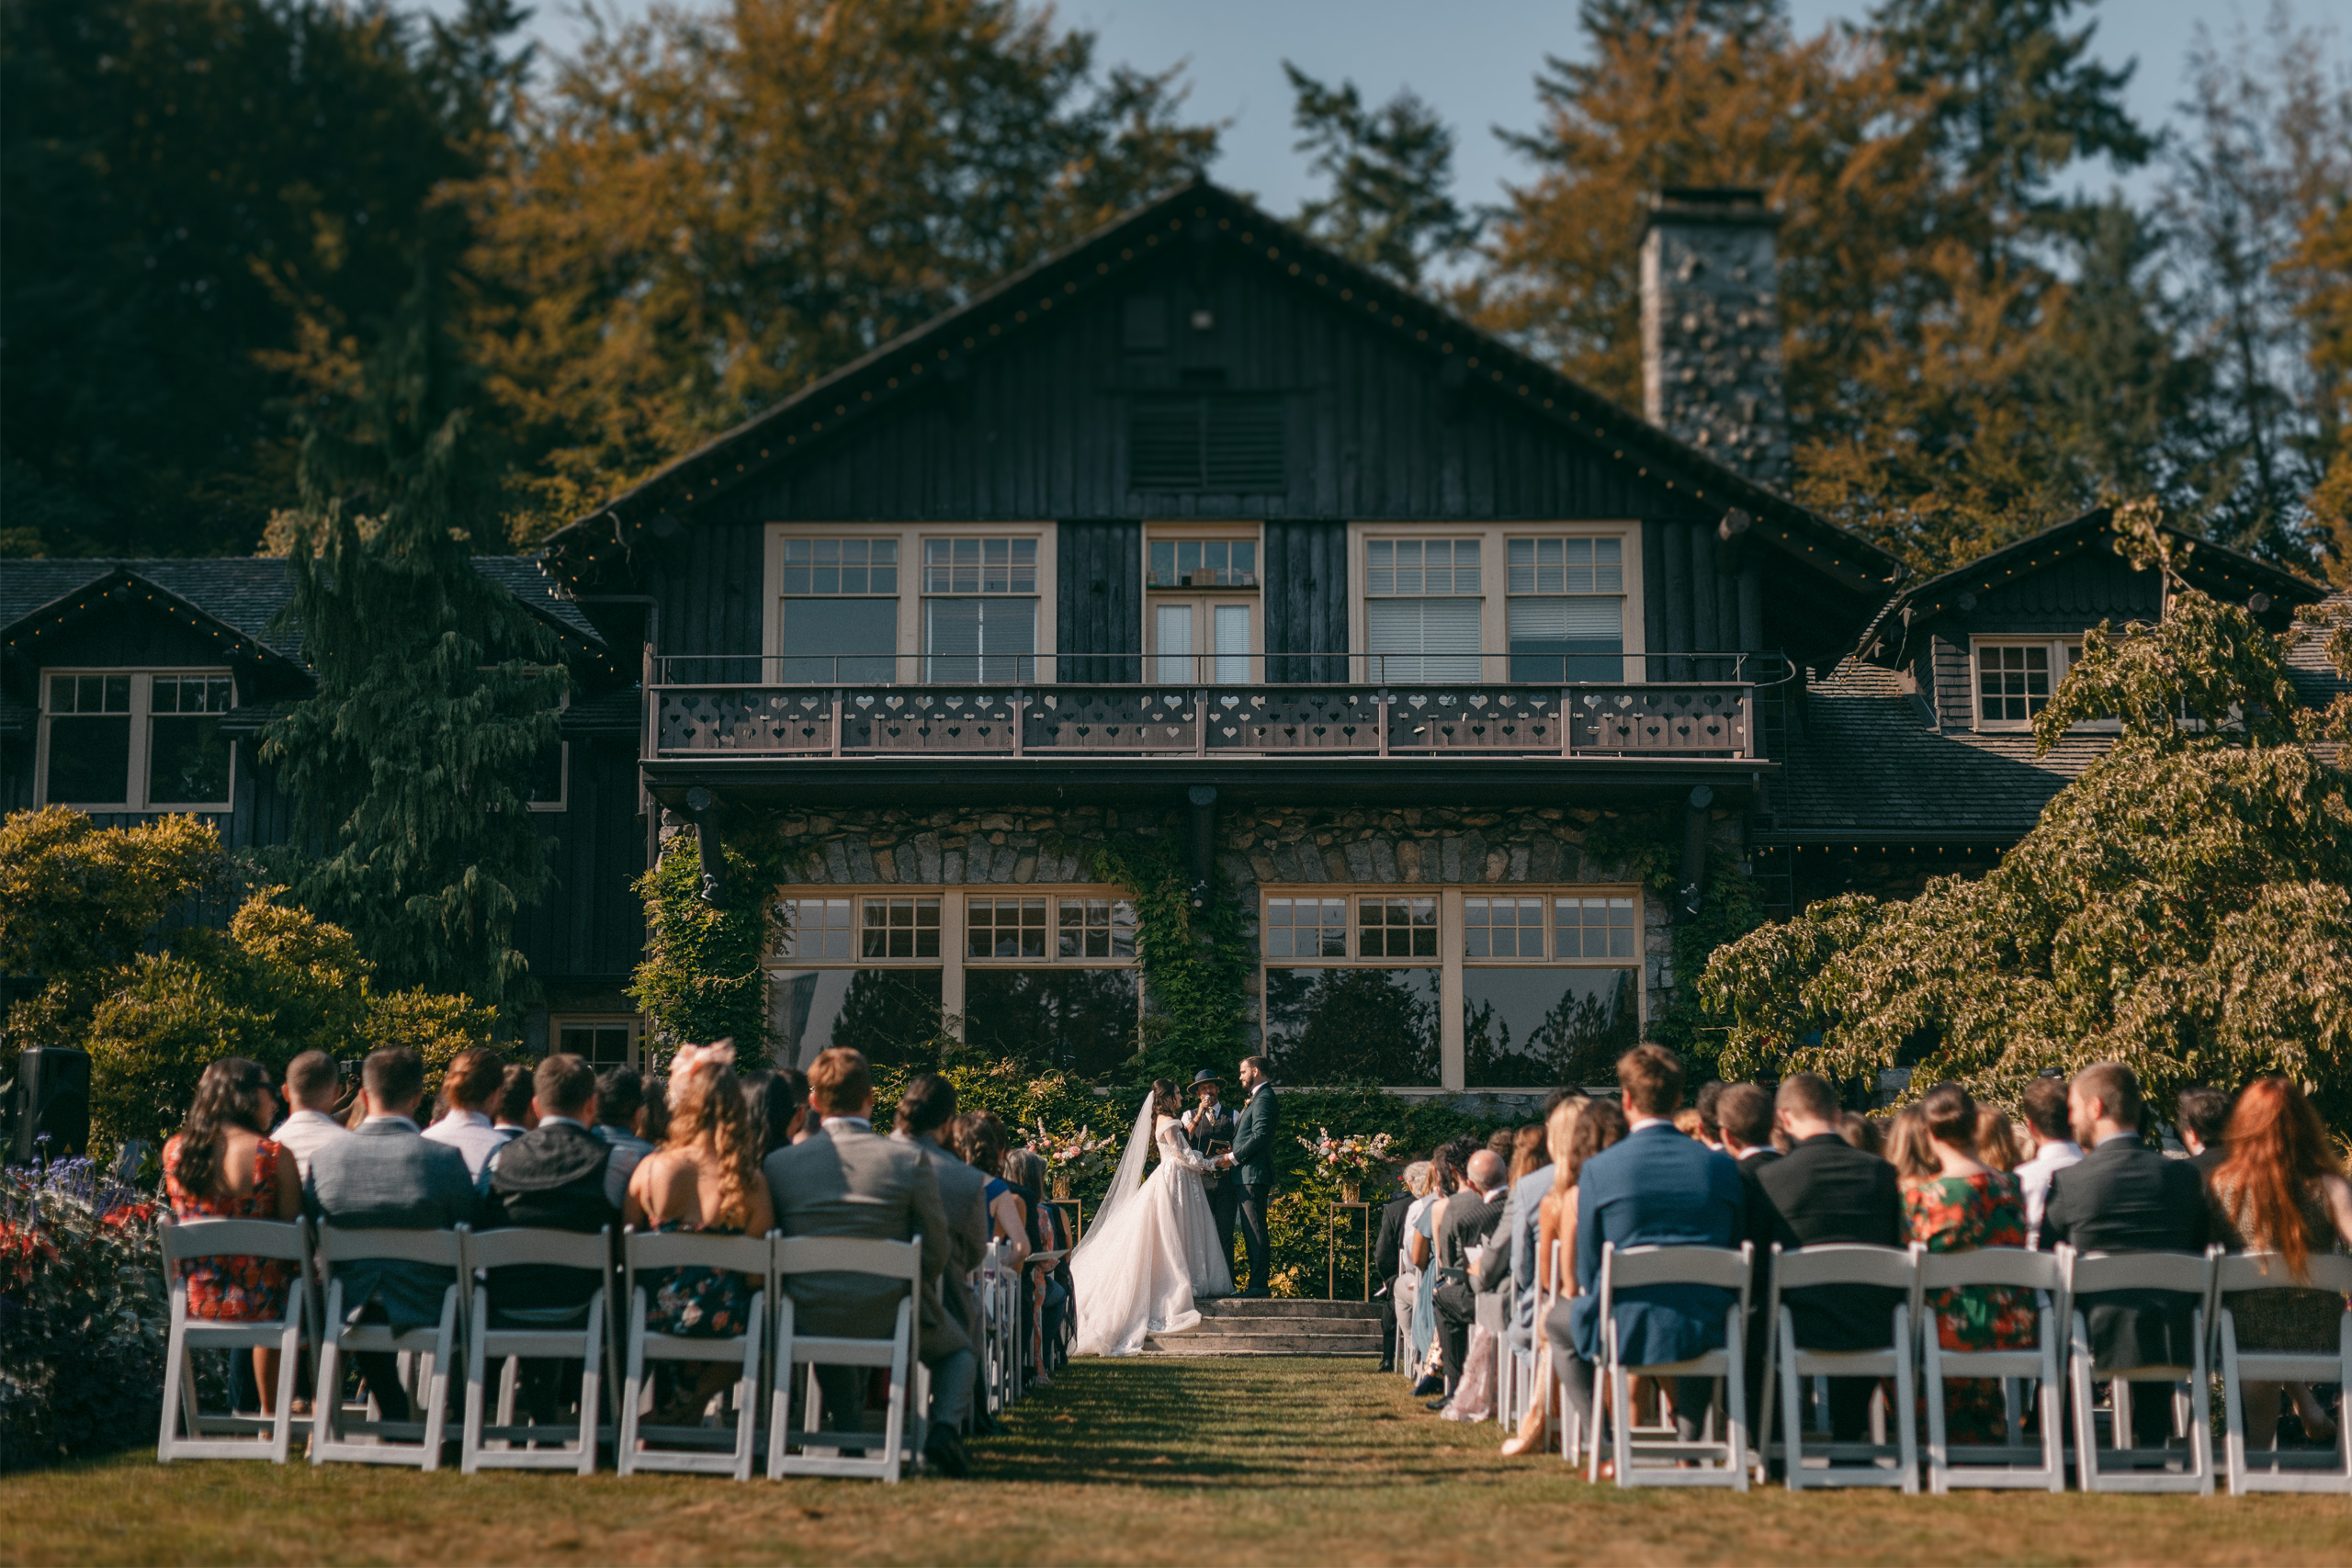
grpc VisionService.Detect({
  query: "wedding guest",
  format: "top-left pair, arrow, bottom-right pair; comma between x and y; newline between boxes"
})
741,1068 -> 808,1163
164,1057 -> 302,1414
765,1048 -> 969,1477
2207,1077 -> 2352,1450
1839,1111 -> 1883,1156
304,1046 -> 478,1423
1503,1095 -> 1600,1455
2013,1076 -> 2082,1247
594,1066 -> 654,1198
424,1047 -> 507,1184
480,1053 -> 616,1423
1001,1146 -> 1058,1382
1545,1046 -> 1742,1461
1403,1155 -> 1451,1393
1716,1082 -> 1781,1432
1694,1080 -> 1726,1151
271,1050 -> 347,1182
491,1064 -> 537,1148
637,1076 -> 671,1147
2177,1085 -> 2233,1180
1756,1072 -> 1905,1448
1503,1093 -> 1573,1401
1435,1148 -> 1510,1419
1374,1167 -> 1422,1374
956,1111 -> 1032,1271
1903,1083 -> 2034,1445
2041,1061 -> 2213,1451
891,1076 -> 992,1415
1673,1109 -> 1706,1141
1973,1104 -> 2023,1173
1884,1104 -> 1931,1179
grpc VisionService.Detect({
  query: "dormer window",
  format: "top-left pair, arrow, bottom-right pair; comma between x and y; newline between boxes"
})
1972,638 -> 2082,729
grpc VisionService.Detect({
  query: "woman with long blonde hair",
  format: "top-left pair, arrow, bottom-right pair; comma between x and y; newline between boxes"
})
1504,1095 -> 1617,1456
625,1042 -> 776,1424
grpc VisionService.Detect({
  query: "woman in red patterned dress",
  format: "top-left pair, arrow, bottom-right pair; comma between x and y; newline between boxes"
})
163,1056 -> 303,1413
1900,1082 -> 2037,1446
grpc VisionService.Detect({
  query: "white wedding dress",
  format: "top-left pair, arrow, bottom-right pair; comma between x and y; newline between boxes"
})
1068,1100 -> 1234,1356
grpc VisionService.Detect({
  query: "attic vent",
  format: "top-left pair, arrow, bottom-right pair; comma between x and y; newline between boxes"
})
1129,393 -> 1286,493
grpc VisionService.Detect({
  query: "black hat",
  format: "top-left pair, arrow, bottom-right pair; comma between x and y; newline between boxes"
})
1190,1068 -> 1224,1088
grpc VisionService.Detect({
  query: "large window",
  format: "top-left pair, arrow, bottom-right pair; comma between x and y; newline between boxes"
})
1973,637 -> 2084,729
40,670 -> 233,810
1507,537 -> 1625,682
924,536 -> 1038,682
1363,538 -> 1480,682
1261,886 -> 1643,1090
550,1015 -> 642,1071
779,536 -> 900,682
765,526 -> 1057,687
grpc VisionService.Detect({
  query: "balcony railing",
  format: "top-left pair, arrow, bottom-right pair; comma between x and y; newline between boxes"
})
646,653 -> 1781,761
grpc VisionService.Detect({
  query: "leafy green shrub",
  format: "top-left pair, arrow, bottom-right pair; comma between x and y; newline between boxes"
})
629,829 -> 775,1066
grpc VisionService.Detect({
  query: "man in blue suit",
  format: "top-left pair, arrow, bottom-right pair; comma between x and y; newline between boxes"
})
1544,1043 -> 1745,1445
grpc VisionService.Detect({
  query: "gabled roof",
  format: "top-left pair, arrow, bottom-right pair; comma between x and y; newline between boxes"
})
541,176 -> 1901,601
2,556 -> 613,674
1856,508 -> 2327,667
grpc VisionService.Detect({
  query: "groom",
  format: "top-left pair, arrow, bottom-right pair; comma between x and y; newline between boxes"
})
1216,1055 -> 1279,1298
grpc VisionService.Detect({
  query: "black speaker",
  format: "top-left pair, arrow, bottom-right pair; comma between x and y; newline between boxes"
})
13,1048 -> 91,1163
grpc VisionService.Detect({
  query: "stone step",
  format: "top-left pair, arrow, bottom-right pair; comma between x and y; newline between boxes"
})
1180,1314 -> 1381,1338
1139,1330 -> 1383,1357
1196,1297 -> 1383,1321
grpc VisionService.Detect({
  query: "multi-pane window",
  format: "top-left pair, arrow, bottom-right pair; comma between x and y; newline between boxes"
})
1057,897 -> 1137,959
782,537 -> 899,595
1148,538 -> 1258,588
1365,540 -> 1481,682
554,1017 -> 640,1071
862,896 -> 942,959
1359,896 -> 1439,957
967,896 -> 1049,959
923,537 -> 1037,594
923,537 -> 1039,682
1365,539 -> 1480,595
776,897 -> 854,960
41,670 -> 233,810
1263,897 -> 1349,959
1507,537 -> 1626,682
1463,896 -> 1547,957
1555,897 -> 1638,958
1973,639 -> 2084,727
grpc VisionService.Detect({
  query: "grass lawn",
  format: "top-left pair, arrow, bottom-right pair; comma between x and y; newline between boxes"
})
4,1358 -> 2346,1567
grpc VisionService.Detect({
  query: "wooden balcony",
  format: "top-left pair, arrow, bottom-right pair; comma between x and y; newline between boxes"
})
646,658 -> 1767,762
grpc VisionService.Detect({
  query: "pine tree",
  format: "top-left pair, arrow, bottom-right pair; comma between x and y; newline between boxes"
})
1283,63 -> 1475,286
261,259 -> 563,1007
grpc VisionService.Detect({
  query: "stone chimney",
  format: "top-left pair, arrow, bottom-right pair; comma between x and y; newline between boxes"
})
1639,188 -> 1791,490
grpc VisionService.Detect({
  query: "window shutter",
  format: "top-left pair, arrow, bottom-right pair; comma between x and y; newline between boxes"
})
1129,395 -> 1286,492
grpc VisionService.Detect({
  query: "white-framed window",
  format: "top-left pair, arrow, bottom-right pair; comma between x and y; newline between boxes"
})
1363,537 -> 1481,682
550,1014 -> 642,1071
1146,524 -> 1261,683
1972,637 -> 2086,729
779,536 -> 900,682
762,525 -> 1058,686
39,669 -> 234,811
1147,536 -> 1259,589
526,741 -> 570,812
923,536 -> 1039,682
1261,886 -> 1644,1092
1506,536 -> 1626,682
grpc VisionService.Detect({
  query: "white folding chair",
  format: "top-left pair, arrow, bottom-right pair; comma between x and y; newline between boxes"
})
1026,1248 -> 1068,1383
311,1225 -> 465,1469
1911,1247 -> 2065,1493
2064,1246 -> 2216,1494
156,1217 -> 312,1463
769,1234 -> 924,1482
1534,1239 -> 1580,1466
458,1225 -> 612,1474
616,1226 -> 769,1480
1472,1287 -> 1507,1424
1761,1243 -> 1917,1493
2215,1250 -> 2352,1495
1589,1242 -> 1752,1490
977,1239 -> 1013,1416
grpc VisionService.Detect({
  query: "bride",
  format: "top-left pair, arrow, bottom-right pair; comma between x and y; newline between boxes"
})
1068,1077 -> 1234,1356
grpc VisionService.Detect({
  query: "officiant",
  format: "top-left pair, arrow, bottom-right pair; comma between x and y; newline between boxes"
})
1182,1068 -> 1240,1269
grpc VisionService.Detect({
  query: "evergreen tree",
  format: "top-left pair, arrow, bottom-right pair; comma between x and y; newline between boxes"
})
1283,63 -> 1475,286
261,260 -> 563,1007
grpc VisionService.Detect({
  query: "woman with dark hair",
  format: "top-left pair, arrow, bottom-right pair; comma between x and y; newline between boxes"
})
1901,1081 -> 2033,1445
2210,1077 -> 2352,1449
163,1056 -> 303,1413
956,1111 -> 1031,1271
739,1068 -> 808,1162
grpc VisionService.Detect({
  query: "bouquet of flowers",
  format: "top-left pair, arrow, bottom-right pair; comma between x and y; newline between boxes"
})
1033,1121 -> 1119,1192
1296,1127 -> 1397,1192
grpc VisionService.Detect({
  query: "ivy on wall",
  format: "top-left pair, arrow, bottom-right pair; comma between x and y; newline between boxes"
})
1089,831 -> 1253,1087
628,826 -> 778,1068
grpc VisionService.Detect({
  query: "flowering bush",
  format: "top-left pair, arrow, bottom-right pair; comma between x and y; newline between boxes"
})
1033,1121 -> 1120,1185
0,1158 -> 170,1472
1295,1127 -> 1397,1184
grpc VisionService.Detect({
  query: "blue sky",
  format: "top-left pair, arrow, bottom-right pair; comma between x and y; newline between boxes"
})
481,0 -> 2336,216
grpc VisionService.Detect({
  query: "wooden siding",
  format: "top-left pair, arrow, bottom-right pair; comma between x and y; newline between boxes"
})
1264,520 -> 1348,681
651,522 -> 765,678
1920,547 -> 2164,728
516,735 -> 648,982
1055,520 -> 1141,681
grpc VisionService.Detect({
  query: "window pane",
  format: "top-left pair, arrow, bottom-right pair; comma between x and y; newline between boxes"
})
968,896 -> 1048,959
781,598 -> 898,682
1263,967 -> 1441,1086
1365,598 -> 1480,682
1057,897 -> 1137,960
559,1024 -> 635,1069
924,537 -> 1035,594
1263,896 -> 1349,959
1555,896 -> 1638,959
926,597 -> 1035,682
146,716 -> 232,805
964,967 -> 1139,1078
1366,539 -> 1477,596
1464,968 -> 1640,1088
1464,895 -> 1546,957
45,716 -> 131,804
1357,897 -> 1437,957
774,967 -> 944,1068
1155,603 -> 1193,682
775,897 -> 854,960
1507,596 -> 1623,682
861,896 -> 941,958
1213,604 -> 1251,683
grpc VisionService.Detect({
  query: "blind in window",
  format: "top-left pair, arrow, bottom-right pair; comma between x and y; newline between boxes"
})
1505,597 -> 1622,641
1366,597 -> 1480,682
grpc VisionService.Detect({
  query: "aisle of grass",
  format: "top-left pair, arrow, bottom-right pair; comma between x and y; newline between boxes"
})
5,1358 -> 2346,1567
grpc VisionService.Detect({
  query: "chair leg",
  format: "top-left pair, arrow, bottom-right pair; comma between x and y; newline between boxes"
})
1781,1313 -> 1806,1492
1893,1304 -> 1918,1495
272,1317 -> 303,1463
2221,1312 -> 2246,1495
731,1295 -> 764,1483
2190,1311 -> 2213,1495
2040,1317 -> 2064,1495
617,1293 -> 647,1476
1611,1347 -> 1633,1487
2069,1313 -> 2099,1493
1726,1314 -> 1750,1494
578,1295 -> 605,1477
156,1315 -> 189,1461
1923,1329 -> 1949,1493
311,1315 -> 343,1465
462,1298 -> 488,1475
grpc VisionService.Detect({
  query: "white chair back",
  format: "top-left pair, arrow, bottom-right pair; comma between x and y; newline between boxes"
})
2061,1246 -> 2217,1495
2214,1250 -> 2352,1295
770,1233 -> 926,1483
1909,1247 -> 2065,1494
2214,1249 -> 2352,1495
1593,1243 -> 1753,1493
1761,1243 -> 1917,1495
156,1217 -> 313,1465
310,1224 -> 468,1472
458,1225 -> 614,1475
616,1226 -> 771,1482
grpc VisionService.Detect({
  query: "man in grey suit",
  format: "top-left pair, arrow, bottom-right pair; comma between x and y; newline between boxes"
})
303,1045 -> 477,1422
890,1072 -> 991,1428
766,1048 -> 974,1477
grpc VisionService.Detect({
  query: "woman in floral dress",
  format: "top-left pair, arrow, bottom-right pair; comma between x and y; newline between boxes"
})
1899,1082 -> 2036,1446
163,1056 -> 304,1414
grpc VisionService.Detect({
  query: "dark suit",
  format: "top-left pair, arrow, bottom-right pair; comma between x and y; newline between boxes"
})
304,1115 -> 478,1422
1545,1122 -> 1744,1443
1753,1132 -> 1904,1443
2041,1135 -> 2213,1448
1732,1147 -> 1783,1430
1432,1187 -> 1506,1390
480,1117 -> 617,1421
1373,1192 -> 1412,1371
1185,1099 -> 1241,1267
1228,1084 -> 1279,1292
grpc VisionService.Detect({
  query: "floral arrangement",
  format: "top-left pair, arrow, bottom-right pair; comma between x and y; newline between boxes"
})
1295,1127 -> 1397,1184
2,1156 -> 170,1472
1032,1121 -> 1120,1185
